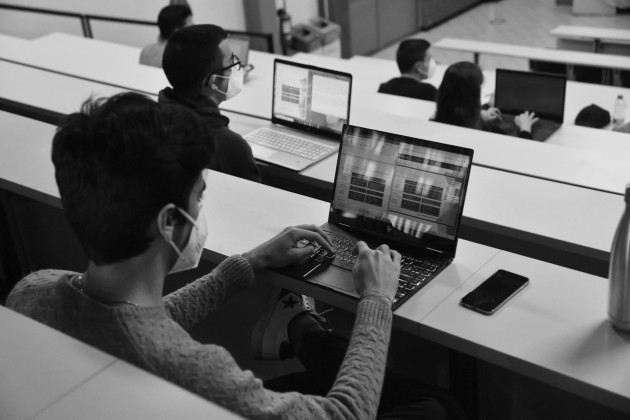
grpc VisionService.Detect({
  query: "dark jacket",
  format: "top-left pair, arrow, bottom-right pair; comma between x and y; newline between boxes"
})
158,88 -> 261,182
378,77 -> 437,102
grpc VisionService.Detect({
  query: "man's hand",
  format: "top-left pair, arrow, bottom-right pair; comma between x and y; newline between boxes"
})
514,111 -> 539,133
352,242 -> 401,305
242,225 -> 334,271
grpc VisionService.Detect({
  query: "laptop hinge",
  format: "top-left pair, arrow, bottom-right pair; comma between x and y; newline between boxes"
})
426,247 -> 443,254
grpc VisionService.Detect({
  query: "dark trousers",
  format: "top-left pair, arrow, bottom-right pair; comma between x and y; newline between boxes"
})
264,330 -> 467,420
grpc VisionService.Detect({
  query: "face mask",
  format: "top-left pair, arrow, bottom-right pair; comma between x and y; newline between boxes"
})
212,66 -> 244,100
166,206 -> 208,274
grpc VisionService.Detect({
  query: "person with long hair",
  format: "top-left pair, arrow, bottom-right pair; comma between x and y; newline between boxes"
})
434,62 -> 537,138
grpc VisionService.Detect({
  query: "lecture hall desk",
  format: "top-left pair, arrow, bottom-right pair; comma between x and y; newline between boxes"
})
1,112 -> 630,416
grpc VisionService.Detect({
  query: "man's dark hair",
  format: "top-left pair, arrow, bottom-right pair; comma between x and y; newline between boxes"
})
162,24 -> 227,94
396,39 -> 431,73
158,5 -> 192,41
434,61 -> 484,129
52,92 -> 213,265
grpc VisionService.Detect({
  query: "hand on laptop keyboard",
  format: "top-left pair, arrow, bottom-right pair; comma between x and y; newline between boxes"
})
242,225 -> 334,270
352,242 -> 401,306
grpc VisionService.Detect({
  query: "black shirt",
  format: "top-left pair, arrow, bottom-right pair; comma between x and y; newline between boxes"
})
378,77 -> 437,102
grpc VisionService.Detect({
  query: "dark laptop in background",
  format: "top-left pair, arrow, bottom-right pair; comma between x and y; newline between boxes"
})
244,59 -> 353,171
226,36 -> 254,77
276,124 -> 474,309
494,69 -> 567,142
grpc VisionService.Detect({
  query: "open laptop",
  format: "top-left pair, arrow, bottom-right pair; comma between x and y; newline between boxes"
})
275,124 -> 474,309
494,69 -> 567,142
226,36 -> 254,77
244,59 -> 353,171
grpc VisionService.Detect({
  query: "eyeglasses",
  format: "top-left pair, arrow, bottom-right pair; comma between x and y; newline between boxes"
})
217,53 -> 242,74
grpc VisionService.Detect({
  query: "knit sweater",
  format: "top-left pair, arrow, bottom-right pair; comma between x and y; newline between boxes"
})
6,255 -> 393,420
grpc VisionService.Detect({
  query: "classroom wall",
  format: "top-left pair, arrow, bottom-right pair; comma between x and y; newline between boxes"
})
0,0 -> 321,47
0,0 -> 244,46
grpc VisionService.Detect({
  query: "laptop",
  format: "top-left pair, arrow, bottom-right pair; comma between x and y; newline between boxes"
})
275,124 -> 474,309
226,35 -> 254,77
494,69 -> 567,142
244,59 -> 353,171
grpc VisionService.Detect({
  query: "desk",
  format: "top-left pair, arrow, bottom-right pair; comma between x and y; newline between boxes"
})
551,25 -> 630,55
433,37 -> 630,74
0,305 -> 244,419
1,125 -> 629,415
0,305 -> 114,420
421,251 -> 630,415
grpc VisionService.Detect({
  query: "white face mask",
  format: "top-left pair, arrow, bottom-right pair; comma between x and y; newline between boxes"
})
212,66 -> 244,100
166,206 -> 208,274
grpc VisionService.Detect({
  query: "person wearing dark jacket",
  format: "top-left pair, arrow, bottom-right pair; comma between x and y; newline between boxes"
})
434,62 -> 537,139
378,39 -> 438,101
160,24 -> 261,182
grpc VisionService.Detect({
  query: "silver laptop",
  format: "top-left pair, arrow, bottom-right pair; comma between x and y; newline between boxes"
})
275,124 -> 474,309
494,68 -> 567,142
244,59 -> 353,171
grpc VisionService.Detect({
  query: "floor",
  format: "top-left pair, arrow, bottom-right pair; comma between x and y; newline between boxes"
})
371,0 -> 630,71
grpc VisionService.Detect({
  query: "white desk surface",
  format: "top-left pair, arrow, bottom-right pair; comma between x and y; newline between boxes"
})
434,37 -> 630,70
550,25 -> 630,44
0,305 -> 115,420
0,305 -> 244,420
0,60 -> 134,116
36,360 -> 244,420
421,251 -> 630,414
34,32 -> 142,65
0,32 -> 168,95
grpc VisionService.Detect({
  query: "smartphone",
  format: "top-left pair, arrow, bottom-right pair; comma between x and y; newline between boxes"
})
460,269 -> 529,315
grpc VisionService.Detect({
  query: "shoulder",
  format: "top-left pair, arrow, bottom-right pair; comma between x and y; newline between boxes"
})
6,269 -> 77,310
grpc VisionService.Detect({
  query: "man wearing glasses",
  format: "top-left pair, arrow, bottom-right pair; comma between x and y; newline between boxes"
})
160,24 -> 261,183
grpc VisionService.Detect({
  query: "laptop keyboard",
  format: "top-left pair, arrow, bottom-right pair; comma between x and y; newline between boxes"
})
244,127 -> 336,160
316,229 -> 442,303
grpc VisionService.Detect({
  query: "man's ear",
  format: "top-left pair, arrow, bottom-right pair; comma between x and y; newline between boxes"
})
156,204 -> 177,242
206,74 -> 219,90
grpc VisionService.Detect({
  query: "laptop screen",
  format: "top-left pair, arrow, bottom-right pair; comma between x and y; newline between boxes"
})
272,59 -> 352,139
494,69 -> 566,122
329,125 -> 473,256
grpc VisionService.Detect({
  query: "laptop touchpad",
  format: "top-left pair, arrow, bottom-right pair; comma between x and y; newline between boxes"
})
308,266 -> 359,296
250,143 -> 277,159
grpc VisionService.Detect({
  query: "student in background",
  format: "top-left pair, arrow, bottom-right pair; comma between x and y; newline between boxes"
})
434,62 -> 537,139
160,24 -> 261,182
7,92 -> 464,420
378,39 -> 438,101
139,4 -> 193,68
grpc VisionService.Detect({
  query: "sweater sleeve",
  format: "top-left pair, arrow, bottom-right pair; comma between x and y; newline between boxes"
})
172,298 -> 392,420
163,255 -> 254,330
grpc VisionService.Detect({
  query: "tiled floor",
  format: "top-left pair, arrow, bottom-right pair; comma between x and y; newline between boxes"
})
371,0 -> 630,71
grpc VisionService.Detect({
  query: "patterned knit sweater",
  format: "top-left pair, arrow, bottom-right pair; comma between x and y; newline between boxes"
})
6,255 -> 393,419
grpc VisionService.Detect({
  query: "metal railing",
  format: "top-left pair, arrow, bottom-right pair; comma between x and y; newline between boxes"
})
0,3 -> 275,53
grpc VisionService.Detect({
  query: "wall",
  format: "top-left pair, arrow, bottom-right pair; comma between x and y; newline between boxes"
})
0,0 -> 246,46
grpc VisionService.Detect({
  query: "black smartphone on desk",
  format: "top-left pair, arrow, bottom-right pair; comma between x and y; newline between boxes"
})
460,269 -> 529,315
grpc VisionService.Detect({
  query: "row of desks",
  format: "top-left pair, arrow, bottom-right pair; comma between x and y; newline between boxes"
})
0,305 -> 243,420
1,112 -> 629,415
2,31 -> 630,415
0,34 -> 627,275
2,33 -> 630,194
